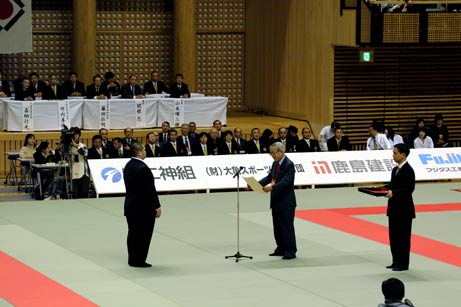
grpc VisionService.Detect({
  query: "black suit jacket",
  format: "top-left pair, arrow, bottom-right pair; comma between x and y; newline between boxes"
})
218,141 -> 238,155
63,80 -> 86,97
158,132 -> 170,146
192,142 -> 211,156
87,147 -> 108,159
143,80 -> 169,94
273,138 -> 295,153
169,82 -> 190,98
108,147 -> 130,159
206,138 -> 221,155
259,157 -> 297,211
429,124 -> 449,147
161,141 -> 187,157
245,139 -> 268,154
232,138 -> 247,154
15,87 -> 35,100
386,162 -> 416,219
121,83 -> 143,98
327,136 -> 351,151
123,158 -> 160,217
145,143 -> 161,157
30,81 -> 47,95
43,85 -> 67,100
1,80 -> 11,97
101,80 -> 121,96
86,84 -> 109,99
177,135 -> 193,151
296,138 -> 321,152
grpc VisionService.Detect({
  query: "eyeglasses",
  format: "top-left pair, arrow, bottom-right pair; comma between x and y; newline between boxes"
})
270,151 -> 279,156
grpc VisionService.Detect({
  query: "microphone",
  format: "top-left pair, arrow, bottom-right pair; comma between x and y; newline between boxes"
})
233,166 -> 244,178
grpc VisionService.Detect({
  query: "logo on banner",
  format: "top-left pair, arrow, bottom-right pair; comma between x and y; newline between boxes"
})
0,0 -> 26,32
101,167 -> 122,183
312,161 -> 332,174
419,153 -> 461,165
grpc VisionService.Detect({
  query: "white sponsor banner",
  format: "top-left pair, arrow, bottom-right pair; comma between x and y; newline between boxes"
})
57,100 -> 70,128
0,0 -> 32,53
99,100 -> 110,129
88,148 -> 461,196
173,99 -> 184,127
134,99 -> 146,128
21,100 -> 33,131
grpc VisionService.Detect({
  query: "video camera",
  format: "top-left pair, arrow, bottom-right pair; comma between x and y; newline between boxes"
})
60,125 -> 75,149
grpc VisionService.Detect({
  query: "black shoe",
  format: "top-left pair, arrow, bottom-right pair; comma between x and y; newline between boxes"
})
129,262 -> 152,268
269,252 -> 284,256
282,255 -> 296,260
386,264 -> 395,269
392,267 -> 408,271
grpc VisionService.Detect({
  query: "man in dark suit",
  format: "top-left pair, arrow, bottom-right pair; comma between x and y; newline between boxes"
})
0,73 -> 12,97
258,142 -> 297,260
122,127 -> 137,153
87,135 -> 108,159
246,128 -> 268,154
62,71 -> 86,97
177,123 -> 193,156
43,74 -> 67,100
145,132 -> 161,157
109,137 -> 130,158
207,127 -> 221,155
297,127 -> 321,152
13,69 -> 28,94
15,78 -> 35,101
143,71 -> 169,95
232,127 -> 247,154
384,143 -> 415,271
327,127 -> 351,151
188,121 -> 198,144
161,129 -> 187,157
429,113 -> 449,148
121,75 -> 144,99
218,130 -> 238,155
99,128 -> 113,153
86,75 -> 108,99
123,142 -> 161,268
274,127 -> 295,153
102,71 -> 121,97
169,73 -> 190,98
29,72 -> 47,99
158,121 -> 171,146
192,132 -> 211,156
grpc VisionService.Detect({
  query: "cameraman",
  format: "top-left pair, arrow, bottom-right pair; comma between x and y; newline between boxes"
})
379,278 -> 415,307
70,127 -> 90,198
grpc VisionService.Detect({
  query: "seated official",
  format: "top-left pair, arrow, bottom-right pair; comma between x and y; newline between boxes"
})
62,71 -> 86,97
274,127 -> 295,153
99,128 -> 113,152
29,72 -> 47,98
145,132 -> 161,157
15,78 -> 35,101
169,73 -> 190,98
192,132 -> 211,156
43,74 -> 67,100
33,141 -> 61,200
158,121 -> 171,146
109,137 -> 130,158
0,73 -> 11,97
102,71 -> 121,97
367,124 -> 391,151
207,127 -> 221,155
177,123 -> 193,156
161,129 -> 187,157
87,135 -> 109,159
86,75 -> 109,99
232,127 -> 247,154
143,71 -> 169,95
246,128 -> 268,154
297,127 -> 321,152
327,127 -> 351,151
121,75 -> 144,99
218,130 -> 238,155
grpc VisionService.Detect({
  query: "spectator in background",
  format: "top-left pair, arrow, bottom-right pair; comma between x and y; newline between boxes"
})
287,125 -> 299,150
378,278 -> 415,307
188,121 -> 198,144
63,71 -> 86,97
43,74 -> 66,100
102,71 -> 121,97
158,121 -> 171,146
246,128 -> 268,154
143,71 -> 169,95
218,130 -> 237,155
109,137 -> 129,158
19,133 -> 36,183
122,127 -> 136,152
385,126 -> 404,147
319,121 -> 340,151
207,127 -> 221,155
429,113 -> 449,147
261,129 -> 274,147
232,127 -> 246,154
87,135 -> 108,159
0,72 -> 12,97
367,124 -> 391,150
145,132 -> 161,157
86,75 -> 108,99
14,69 -> 28,93
297,127 -> 320,152
29,72 -> 47,99
192,132 -> 210,156
121,75 -> 144,99
99,128 -> 113,152
327,127 -> 351,151
213,119 -> 223,139
169,73 -> 190,98
161,129 -> 186,157
274,127 -> 295,153
15,78 -> 35,101
408,118 -> 425,148
413,128 -> 434,149
177,123 -> 193,156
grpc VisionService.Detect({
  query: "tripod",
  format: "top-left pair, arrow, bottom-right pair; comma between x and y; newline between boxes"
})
225,167 -> 253,262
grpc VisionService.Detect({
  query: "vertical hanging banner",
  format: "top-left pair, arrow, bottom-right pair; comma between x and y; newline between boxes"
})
173,99 -> 184,127
99,100 -> 110,129
57,100 -> 70,128
0,0 -> 32,54
22,100 -> 33,131
135,99 -> 146,128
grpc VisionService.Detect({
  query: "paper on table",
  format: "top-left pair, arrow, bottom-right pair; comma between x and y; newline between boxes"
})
243,176 -> 266,194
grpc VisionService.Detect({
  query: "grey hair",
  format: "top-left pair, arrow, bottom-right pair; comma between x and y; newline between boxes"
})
270,142 -> 285,153
130,141 -> 144,157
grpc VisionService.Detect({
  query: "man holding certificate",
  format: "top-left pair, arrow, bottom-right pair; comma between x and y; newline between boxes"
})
259,142 -> 297,260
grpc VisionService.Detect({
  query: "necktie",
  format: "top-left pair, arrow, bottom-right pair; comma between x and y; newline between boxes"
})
119,149 -> 123,158
274,163 -> 281,183
203,144 -> 207,156
151,144 -> 155,155
154,82 -> 157,93
184,137 -> 189,148
228,143 -> 232,154
96,87 -> 99,94
164,133 -> 167,141
237,138 -> 240,146
282,139 -> 286,150
53,86 -> 57,96
97,148 -> 102,158
256,140 -> 260,152
337,139 -> 341,150
73,83 -> 76,91
373,137 -> 378,150
395,167 -> 400,175
173,142 -> 177,153
306,139 -> 310,147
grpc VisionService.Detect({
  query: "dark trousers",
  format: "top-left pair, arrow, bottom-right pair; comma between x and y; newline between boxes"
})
126,214 -> 156,265
72,175 -> 89,198
389,216 -> 413,268
272,207 -> 297,256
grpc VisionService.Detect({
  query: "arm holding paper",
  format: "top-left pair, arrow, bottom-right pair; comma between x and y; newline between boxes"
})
243,176 -> 265,193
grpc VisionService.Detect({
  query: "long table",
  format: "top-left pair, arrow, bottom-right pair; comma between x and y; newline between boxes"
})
1,96 -> 228,131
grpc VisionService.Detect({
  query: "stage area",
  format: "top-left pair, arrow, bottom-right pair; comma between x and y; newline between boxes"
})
1,182 -> 461,307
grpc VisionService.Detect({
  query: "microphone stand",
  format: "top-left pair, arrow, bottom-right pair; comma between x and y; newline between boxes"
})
225,167 -> 253,262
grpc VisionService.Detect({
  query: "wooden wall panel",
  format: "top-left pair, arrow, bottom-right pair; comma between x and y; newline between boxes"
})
245,0 -> 356,134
